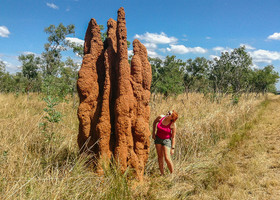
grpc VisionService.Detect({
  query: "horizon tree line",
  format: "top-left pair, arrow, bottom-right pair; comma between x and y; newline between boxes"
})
0,23 -> 279,100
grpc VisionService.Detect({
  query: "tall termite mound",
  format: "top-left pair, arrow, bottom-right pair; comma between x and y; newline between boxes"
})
77,7 -> 152,179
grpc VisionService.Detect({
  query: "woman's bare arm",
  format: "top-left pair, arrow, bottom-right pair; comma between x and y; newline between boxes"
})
170,123 -> 176,155
152,115 -> 164,139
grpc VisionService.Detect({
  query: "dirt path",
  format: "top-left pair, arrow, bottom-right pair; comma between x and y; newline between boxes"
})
226,96 -> 280,199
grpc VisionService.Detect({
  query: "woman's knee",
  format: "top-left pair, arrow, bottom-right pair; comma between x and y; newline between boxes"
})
158,153 -> 164,161
164,156 -> 172,163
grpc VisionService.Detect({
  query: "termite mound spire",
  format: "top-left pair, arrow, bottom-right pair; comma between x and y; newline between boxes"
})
77,7 -> 152,180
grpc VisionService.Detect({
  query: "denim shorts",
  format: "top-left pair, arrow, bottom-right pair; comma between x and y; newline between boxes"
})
154,135 -> 172,148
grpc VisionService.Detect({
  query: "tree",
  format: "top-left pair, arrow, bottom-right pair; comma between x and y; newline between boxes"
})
61,57 -> 79,94
151,55 -> 185,95
209,46 -> 252,94
41,23 -> 75,76
184,57 -> 210,93
251,65 -> 279,94
149,57 -> 163,93
40,23 -> 79,99
0,60 -> 5,75
0,61 -> 7,92
18,54 -> 41,94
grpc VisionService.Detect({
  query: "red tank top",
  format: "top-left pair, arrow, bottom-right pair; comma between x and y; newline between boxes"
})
156,116 -> 172,139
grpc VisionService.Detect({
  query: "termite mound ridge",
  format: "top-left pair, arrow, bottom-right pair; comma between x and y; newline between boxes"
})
77,7 -> 152,180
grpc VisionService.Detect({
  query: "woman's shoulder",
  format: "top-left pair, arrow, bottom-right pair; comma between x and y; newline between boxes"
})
154,115 -> 165,123
159,114 -> 165,119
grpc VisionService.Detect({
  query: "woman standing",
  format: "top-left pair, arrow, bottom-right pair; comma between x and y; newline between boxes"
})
152,110 -> 178,175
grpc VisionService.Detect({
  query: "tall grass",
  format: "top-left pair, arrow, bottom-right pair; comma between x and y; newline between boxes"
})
0,93 -> 265,199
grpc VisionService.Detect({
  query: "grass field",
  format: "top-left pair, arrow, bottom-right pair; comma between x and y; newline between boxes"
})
0,93 -> 268,199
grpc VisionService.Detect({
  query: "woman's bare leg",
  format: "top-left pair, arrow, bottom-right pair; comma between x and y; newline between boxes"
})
156,144 -> 164,175
162,145 -> 173,173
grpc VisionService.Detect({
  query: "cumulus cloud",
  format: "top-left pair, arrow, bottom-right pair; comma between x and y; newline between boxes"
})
128,50 -> 133,57
159,48 -> 166,53
213,46 -> 233,53
46,3 -> 59,10
251,63 -> 259,69
143,43 -> 157,50
65,37 -> 84,45
128,49 -> 161,59
249,49 -> 280,64
0,26 -> 10,38
209,55 -> 220,60
134,32 -> 178,44
147,50 -> 162,58
240,43 -> 255,50
166,44 -> 207,54
21,51 -> 41,57
1,59 -> 20,72
267,32 -> 280,40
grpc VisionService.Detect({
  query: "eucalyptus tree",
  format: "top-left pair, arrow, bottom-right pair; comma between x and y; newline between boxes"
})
151,55 -> 185,96
209,46 -> 252,94
41,23 -> 75,77
18,53 -> 42,94
251,65 -> 279,94
184,57 -> 210,93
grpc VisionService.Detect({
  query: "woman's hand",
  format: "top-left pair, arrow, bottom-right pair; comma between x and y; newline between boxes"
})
170,148 -> 174,155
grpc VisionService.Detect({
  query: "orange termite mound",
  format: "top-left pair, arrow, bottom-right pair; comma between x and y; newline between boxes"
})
77,7 -> 152,179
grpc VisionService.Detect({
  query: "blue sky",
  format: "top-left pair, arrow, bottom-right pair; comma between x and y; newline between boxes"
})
1,0 -> 280,88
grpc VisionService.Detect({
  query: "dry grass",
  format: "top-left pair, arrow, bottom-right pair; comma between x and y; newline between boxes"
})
0,92 -> 268,199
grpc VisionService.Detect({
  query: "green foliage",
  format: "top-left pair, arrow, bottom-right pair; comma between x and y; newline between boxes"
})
18,54 -> 42,94
209,46 -> 253,94
68,42 -> 84,57
102,164 -> 132,200
150,55 -> 185,95
18,54 -> 41,80
43,96 -> 62,123
41,75 -> 68,100
0,24 -> 279,97
0,60 -> 5,75
184,57 -> 210,93
250,65 -> 279,93
40,95 -> 62,143
41,23 -> 75,76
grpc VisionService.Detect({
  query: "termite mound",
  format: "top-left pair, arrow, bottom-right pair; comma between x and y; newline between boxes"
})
77,7 -> 152,179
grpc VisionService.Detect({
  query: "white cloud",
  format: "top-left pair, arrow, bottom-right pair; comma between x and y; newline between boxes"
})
209,55 -> 220,60
212,46 -> 233,53
1,60 -> 20,72
0,26 -> 10,38
46,3 -> 59,10
143,43 -> 157,50
213,46 -> 225,51
147,50 -> 163,59
251,63 -> 259,69
267,32 -> 280,40
166,44 -> 207,54
65,37 -> 84,45
159,48 -> 166,53
128,50 -> 133,57
134,32 -> 178,44
240,43 -> 255,50
249,49 -> 280,64
21,51 -> 41,57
